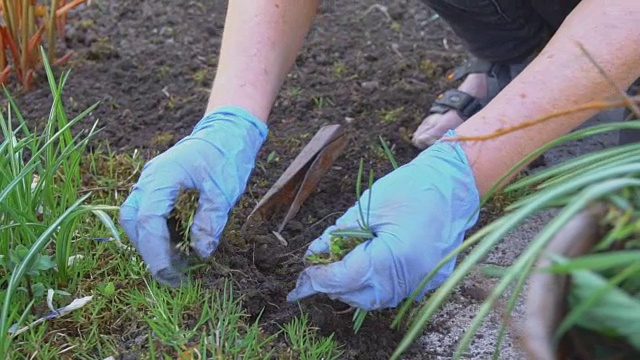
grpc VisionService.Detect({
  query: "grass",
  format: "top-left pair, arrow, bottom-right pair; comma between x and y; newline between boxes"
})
0,51 -> 343,359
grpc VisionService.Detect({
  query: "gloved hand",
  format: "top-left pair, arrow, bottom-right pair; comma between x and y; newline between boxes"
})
287,130 -> 480,310
119,106 -> 268,287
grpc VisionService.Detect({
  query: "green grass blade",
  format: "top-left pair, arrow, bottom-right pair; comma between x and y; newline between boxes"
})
379,136 -> 399,170
545,251 -> 640,273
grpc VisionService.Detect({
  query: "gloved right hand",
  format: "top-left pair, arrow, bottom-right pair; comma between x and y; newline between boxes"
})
287,130 -> 480,310
119,106 -> 268,287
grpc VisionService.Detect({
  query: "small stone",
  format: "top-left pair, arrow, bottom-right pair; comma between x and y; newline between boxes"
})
364,53 -> 378,62
134,334 -> 146,345
361,81 -> 379,92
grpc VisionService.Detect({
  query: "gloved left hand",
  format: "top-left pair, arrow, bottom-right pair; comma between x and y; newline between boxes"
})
287,131 -> 480,310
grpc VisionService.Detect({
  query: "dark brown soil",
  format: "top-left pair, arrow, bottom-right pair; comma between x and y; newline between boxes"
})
6,1 -> 496,359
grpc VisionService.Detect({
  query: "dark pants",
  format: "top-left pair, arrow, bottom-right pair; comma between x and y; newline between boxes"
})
423,0 -> 640,144
422,0 -> 581,63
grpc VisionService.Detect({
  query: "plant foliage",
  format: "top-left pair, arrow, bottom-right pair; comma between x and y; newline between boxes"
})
0,0 -> 87,89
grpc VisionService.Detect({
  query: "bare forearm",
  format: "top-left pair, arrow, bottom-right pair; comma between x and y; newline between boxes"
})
206,0 -> 319,122
456,0 -> 640,195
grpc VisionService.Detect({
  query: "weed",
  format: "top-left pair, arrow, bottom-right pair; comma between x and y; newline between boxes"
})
380,107 -> 404,124
157,65 -> 171,79
267,150 -> 279,164
0,244 -> 56,303
332,60 -> 346,78
168,188 -> 200,255
288,86 -> 303,98
420,59 -> 439,79
282,312 -> 343,359
192,68 -> 209,84
305,137 -> 399,333
149,131 -> 175,148
312,95 -> 334,110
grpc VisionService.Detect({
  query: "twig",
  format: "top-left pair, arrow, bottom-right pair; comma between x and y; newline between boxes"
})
444,95 -> 640,142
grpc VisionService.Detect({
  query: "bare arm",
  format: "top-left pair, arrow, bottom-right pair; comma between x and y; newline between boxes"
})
457,0 -> 640,195
206,0 -> 319,122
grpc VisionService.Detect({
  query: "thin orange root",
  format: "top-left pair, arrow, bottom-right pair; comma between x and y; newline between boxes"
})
56,0 -> 87,17
444,96 -> 640,143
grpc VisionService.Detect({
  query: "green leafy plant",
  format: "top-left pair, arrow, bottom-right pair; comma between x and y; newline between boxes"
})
541,191 -> 640,357
390,112 -> 640,359
0,47 -> 120,358
0,244 -> 55,301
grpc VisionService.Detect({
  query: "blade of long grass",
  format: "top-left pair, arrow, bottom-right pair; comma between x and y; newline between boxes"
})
507,143 -> 640,191
0,162 -> 37,203
1,0 -> 16,44
19,0 -> 29,87
356,158 -> 365,229
545,251 -> 640,273
379,136 -> 399,170
480,120 -> 640,209
506,151 -> 640,211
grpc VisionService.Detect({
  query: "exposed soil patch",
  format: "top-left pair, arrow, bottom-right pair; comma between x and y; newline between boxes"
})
5,0 -> 508,358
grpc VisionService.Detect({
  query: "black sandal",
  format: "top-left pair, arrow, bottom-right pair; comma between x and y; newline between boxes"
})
428,55 -> 534,121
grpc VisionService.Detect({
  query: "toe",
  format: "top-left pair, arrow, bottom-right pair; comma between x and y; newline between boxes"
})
412,111 -> 464,150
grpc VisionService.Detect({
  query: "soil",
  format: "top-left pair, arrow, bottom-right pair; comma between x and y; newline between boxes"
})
6,1 -> 508,359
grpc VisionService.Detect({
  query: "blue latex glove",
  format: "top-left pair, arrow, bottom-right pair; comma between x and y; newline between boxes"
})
119,106 -> 268,287
287,131 -> 480,310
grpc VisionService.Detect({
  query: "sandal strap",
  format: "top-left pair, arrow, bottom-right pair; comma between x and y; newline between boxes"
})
448,56 -> 494,82
429,89 -> 483,120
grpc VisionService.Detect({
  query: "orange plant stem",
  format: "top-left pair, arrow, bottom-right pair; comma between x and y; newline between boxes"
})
57,0 -> 67,40
2,0 -> 16,42
20,0 -> 29,86
444,96 -> 640,143
0,28 -> 5,70
56,0 -> 86,17
48,0 -> 59,62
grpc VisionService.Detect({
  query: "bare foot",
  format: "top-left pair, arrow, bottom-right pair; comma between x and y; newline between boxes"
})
412,73 -> 489,150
